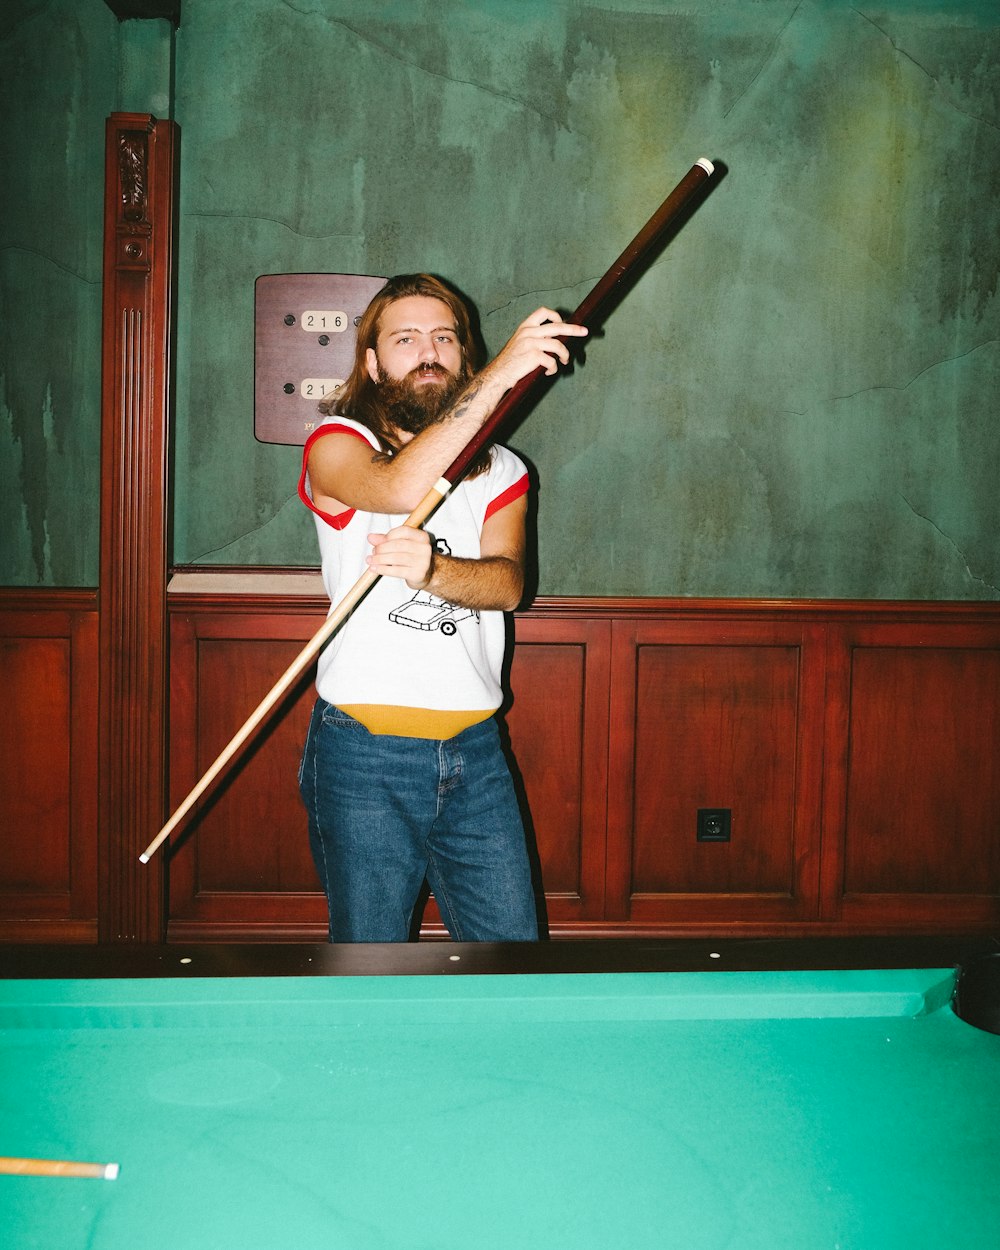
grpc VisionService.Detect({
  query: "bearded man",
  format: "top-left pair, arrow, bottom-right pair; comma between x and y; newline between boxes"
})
297,273 -> 587,943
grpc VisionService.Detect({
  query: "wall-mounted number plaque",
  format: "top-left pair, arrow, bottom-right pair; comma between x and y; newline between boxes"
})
254,272 -> 386,445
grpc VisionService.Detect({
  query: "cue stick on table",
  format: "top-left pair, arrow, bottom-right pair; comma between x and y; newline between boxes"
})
0,1156 -> 120,1180
140,156 -> 716,864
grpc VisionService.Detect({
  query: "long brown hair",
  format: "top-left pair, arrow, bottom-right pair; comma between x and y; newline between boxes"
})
318,273 -> 492,477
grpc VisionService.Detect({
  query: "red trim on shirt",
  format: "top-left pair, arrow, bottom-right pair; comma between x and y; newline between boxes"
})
484,472 -> 530,522
300,430 -> 529,531
298,423 -> 375,530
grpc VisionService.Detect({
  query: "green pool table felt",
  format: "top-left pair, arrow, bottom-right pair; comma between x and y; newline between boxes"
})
2,967 -> 999,1250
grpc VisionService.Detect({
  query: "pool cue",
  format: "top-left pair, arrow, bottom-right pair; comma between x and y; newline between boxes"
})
444,158 -> 716,485
139,156 -> 715,864
0,1156 -> 120,1180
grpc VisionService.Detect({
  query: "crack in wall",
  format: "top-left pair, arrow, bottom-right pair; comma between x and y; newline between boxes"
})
1,244 -> 98,284
853,7 -> 1000,134
190,490 -> 301,563
485,277 -> 593,322
483,244 -> 684,322
829,337 -> 999,405
900,492 -> 1000,594
723,0 -> 803,119
187,210 -> 361,242
281,1 -> 564,130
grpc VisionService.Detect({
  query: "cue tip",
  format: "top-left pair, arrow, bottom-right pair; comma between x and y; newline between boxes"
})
138,853 -> 150,864
104,1162 -> 120,1180
696,157 -> 715,175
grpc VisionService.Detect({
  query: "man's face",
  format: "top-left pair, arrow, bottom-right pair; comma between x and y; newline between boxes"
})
365,295 -> 468,435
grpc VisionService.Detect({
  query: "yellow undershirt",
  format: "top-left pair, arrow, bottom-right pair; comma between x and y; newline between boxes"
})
339,704 -> 494,740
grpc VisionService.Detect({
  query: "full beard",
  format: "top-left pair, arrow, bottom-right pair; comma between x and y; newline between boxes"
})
376,362 -> 470,436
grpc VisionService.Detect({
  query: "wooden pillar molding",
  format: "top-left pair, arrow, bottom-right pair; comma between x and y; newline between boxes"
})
98,113 -> 178,941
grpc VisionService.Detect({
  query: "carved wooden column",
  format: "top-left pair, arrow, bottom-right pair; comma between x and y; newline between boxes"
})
98,113 -> 178,941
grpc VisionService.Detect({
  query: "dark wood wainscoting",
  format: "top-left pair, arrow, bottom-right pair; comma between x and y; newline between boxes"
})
0,591 -> 100,941
163,587 -> 1000,942
166,603 -> 326,938
825,618 -> 1000,930
607,617 -> 827,928
2,586 -> 998,942
164,600 -> 617,940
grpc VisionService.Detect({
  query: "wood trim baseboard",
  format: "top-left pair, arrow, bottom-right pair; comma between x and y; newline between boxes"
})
0,589 -> 98,610
165,572 -> 1000,621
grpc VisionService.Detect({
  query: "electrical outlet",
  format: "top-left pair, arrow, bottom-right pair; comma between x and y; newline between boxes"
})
697,808 -> 731,842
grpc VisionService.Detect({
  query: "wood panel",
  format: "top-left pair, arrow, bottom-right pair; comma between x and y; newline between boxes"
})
167,611 -> 325,940
0,592 -> 99,941
823,621 -> 1000,929
162,596 -> 1000,939
607,618 -> 826,925
6,586 -> 998,942
506,616 -> 611,926
166,605 -> 612,939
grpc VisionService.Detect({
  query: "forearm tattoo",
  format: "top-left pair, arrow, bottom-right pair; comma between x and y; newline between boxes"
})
443,377 -> 484,424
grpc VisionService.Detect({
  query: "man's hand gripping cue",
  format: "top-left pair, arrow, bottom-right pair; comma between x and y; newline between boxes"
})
365,306 -> 586,600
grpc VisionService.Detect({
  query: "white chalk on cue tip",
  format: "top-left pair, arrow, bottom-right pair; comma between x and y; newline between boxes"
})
696,157 -> 715,174
104,1163 -> 120,1180
138,853 -> 149,863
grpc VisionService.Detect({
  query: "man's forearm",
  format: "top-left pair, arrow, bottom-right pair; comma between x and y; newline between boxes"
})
309,309 -> 586,518
423,553 -> 524,612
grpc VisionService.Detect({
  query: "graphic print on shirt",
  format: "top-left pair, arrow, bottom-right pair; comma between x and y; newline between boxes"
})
388,537 -> 480,637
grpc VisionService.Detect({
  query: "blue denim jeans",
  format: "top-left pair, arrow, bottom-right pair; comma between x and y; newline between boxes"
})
299,700 -> 539,943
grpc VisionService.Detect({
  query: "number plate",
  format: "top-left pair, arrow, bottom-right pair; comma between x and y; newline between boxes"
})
254,273 -> 386,445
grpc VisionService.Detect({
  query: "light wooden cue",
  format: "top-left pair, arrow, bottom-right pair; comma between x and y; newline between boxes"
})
139,478 -> 451,863
0,1156 -> 120,1180
139,157 -> 716,864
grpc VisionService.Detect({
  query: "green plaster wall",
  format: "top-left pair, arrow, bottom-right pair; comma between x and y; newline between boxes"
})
3,0 -> 998,597
0,2 -> 171,588
1,0 -> 116,586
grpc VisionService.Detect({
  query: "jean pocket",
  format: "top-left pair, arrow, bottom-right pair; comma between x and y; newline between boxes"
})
321,703 -> 367,732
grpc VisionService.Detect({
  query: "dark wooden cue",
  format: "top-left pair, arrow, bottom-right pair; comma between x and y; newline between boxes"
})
140,157 -> 716,863
447,157 -> 715,484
